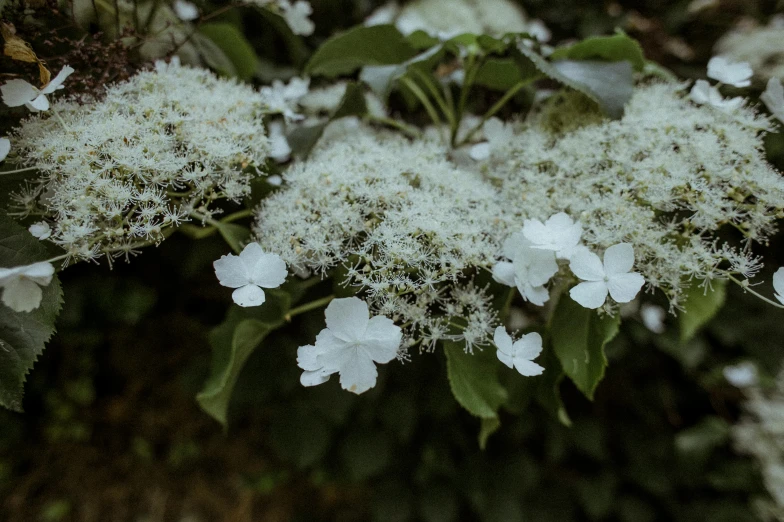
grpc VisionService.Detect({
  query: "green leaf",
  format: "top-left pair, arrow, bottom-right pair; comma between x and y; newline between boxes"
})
216,222 -> 252,254
478,417 -> 500,450
550,31 -> 646,72
534,345 -> 571,426
360,45 -> 443,99
550,297 -> 621,400
516,45 -> 633,119
287,82 -> 368,157
443,340 -> 507,419
192,32 -> 238,78
199,23 -> 259,80
196,291 -> 291,426
0,214 -> 63,412
474,58 -> 524,91
679,280 -> 726,343
306,25 -> 417,77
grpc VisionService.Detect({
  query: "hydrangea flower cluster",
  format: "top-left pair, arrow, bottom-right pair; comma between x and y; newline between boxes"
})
482,82 -> 784,309
7,59 -> 275,264
255,120 -> 504,351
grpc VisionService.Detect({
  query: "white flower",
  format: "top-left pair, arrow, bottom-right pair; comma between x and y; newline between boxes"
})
569,243 -> 645,309
0,137 -> 9,162
213,242 -> 287,307
689,79 -> 744,112
640,303 -> 666,333
297,297 -> 402,394
261,77 -> 309,122
707,56 -> 753,88
173,0 -> 199,20
0,65 -> 74,112
493,326 -> 544,376
723,361 -> 758,387
773,267 -> 784,305
761,78 -> 784,124
0,261 -> 55,312
280,0 -> 315,36
267,174 -> 283,186
365,2 -> 400,26
28,222 -> 52,240
268,120 -> 291,162
468,118 -> 512,161
522,212 -> 584,260
492,232 -> 558,306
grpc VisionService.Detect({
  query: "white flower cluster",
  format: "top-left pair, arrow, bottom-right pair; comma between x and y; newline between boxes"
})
255,120 -> 504,351
245,0 -> 314,36
732,368 -> 784,521
483,82 -> 784,309
8,59 -> 274,264
366,0 -> 549,42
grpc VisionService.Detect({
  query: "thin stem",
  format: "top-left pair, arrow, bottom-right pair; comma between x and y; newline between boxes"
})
400,77 -> 444,140
285,295 -> 335,321
366,115 -> 422,139
50,106 -> 71,132
189,210 -> 222,229
457,80 -> 530,146
0,166 -> 38,176
727,274 -> 784,309
221,208 -> 253,224
44,253 -> 68,264
409,67 -> 455,128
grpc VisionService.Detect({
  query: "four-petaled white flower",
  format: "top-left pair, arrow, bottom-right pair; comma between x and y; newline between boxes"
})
469,118 -> 513,161
707,56 -> 753,88
569,243 -> 645,309
28,222 -> 52,240
723,361 -> 758,388
492,232 -> 558,306
761,78 -> 784,124
689,80 -> 743,113
523,212 -> 584,260
773,267 -> 784,305
261,77 -> 309,122
213,242 -> 287,307
297,297 -> 402,394
493,326 -> 544,377
0,261 -> 55,312
0,137 -> 9,162
174,0 -> 200,20
280,0 -> 315,36
0,65 -> 74,112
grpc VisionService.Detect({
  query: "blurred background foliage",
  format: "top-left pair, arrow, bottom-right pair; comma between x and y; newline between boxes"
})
2,0 -> 784,520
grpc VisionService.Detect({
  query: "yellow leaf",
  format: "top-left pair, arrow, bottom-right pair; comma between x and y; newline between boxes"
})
1,22 -> 52,86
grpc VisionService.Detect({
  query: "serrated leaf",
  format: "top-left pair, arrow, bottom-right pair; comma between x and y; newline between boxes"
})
550,31 -> 646,72
306,25 -> 417,77
679,280 -> 726,343
192,32 -> 237,77
0,214 -> 63,412
199,23 -> 259,80
443,340 -> 507,419
474,58 -> 525,91
516,44 -> 633,119
197,291 -> 291,427
550,297 -> 620,400
360,45 -> 443,99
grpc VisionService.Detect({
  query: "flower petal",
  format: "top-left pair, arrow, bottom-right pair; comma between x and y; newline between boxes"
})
325,297 -> 369,342
514,332 -> 543,361
26,94 -> 49,112
517,280 -> 549,306
337,349 -> 378,394
761,78 -> 784,123
569,249 -> 605,281
21,261 -> 54,286
362,315 -> 402,363
1,79 -> 38,107
774,267 -> 784,305
501,231 -> 527,260
300,368 -> 332,387
513,359 -> 544,377
607,272 -> 644,303
496,349 -> 514,369
1,277 -> 43,312
492,261 -> 516,287
213,253 -> 249,288
248,252 -> 288,288
521,218 -> 549,247
521,249 -> 558,287
469,142 -> 491,161
231,284 -> 266,307
40,65 -> 75,94
493,326 -> 514,356
569,281 -> 608,309
0,137 -> 9,162
707,56 -> 752,88
297,344 -> 322,371
603,243 -> 636,276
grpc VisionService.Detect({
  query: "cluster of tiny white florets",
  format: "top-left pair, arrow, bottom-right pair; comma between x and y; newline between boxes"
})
479,82 -> 784,309
254,119 -> 503,350
9,59 -> 273,264
732,369 -> 784,521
